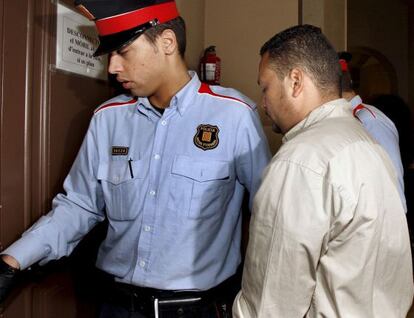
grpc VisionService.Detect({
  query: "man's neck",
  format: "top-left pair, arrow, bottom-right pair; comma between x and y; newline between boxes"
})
149,61 -> 191,108
342,91 -> 356,101
299,92 -> 340,124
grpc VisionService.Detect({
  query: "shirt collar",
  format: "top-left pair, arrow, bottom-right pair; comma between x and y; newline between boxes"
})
136,71 -> 200,118
136,98 -> 161,121
282,98 -> 350,143
173,71 -> 201,116
349,95 -> 362,108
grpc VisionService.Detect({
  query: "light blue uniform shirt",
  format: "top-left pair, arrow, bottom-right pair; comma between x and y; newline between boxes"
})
350,95 -> 406,212
4,72 -> 271,290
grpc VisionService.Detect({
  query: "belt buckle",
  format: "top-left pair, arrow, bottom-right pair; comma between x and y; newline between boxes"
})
154,298 -> 159,318
154,296 -> 202,318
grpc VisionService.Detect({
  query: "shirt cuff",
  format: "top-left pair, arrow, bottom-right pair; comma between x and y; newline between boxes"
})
1,234 -> 51,270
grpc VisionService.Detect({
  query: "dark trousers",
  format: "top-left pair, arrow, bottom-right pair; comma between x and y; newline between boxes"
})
99,302 -> 146,318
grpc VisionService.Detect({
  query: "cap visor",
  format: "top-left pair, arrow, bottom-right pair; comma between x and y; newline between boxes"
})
93,24 -> 151,56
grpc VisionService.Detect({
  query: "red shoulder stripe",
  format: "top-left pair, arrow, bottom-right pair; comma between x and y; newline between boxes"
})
198,83 -> 253,110
352,103 -> 376,121
94,98 -> 138,113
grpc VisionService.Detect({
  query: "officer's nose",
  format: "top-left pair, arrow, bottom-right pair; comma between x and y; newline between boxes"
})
108,53 -> 122,74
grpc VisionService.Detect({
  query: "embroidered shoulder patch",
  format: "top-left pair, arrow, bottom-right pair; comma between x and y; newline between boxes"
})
194,124 -> 220,151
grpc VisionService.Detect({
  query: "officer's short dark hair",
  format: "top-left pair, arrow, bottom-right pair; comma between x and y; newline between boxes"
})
260,24 -> 341,97
341,70 -> 354,94
144,16 -> 186,58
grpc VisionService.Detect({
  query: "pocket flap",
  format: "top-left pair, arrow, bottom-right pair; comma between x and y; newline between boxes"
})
98,159 -> 147,185
172,155 -> 230,182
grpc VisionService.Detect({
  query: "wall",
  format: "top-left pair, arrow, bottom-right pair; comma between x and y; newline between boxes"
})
348,0 -> 409,102
176,0 -> 205,71
408,2 -> 414,113
204,0 -> 299,153
302,0 -> 347,51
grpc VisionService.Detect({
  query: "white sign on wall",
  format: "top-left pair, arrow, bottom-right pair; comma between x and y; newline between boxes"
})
56,3 -> 108,80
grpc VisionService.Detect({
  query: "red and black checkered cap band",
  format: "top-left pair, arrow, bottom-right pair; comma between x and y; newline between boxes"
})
75,0 -> 178,36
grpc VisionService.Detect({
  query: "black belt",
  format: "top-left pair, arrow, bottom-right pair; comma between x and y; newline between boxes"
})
103,273 -> 240,317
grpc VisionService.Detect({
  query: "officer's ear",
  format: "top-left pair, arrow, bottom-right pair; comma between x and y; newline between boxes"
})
159,29 -> 177,55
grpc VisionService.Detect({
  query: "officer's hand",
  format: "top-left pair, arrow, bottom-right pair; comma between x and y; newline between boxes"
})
0,256 -> 20,303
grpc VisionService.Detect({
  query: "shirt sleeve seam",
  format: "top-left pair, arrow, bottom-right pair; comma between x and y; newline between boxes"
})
273,158 -> 325,178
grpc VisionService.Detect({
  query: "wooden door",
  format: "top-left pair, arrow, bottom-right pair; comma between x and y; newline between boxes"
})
0,0 -> 112,316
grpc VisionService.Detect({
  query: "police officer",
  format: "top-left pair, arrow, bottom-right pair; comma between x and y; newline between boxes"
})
0,1 -> 271,317
339,52 -> 407,213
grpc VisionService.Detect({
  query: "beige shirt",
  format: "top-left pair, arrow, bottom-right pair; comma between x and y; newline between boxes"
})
233,99 -> 413,318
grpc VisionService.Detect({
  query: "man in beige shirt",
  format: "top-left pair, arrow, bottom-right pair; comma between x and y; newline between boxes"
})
233,24 -> 413,318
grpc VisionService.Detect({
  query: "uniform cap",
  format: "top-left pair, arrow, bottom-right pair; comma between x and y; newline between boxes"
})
74,0 -> 180,56
339,59 -> 348,72
338,51 -> 352,72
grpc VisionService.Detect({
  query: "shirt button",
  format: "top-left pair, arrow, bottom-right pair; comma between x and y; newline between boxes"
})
149,190 -> 156,196
144,225 -> 151,232
154,154 -> 161,160
139,261 -> 146,268
161,120 -> 167,126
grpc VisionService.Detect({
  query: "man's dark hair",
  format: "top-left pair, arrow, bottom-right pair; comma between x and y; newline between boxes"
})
144,16 -> 186,57
260,24 -> 341,97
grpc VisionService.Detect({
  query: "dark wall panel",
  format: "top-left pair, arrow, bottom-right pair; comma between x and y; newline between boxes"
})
0,0 -> 32,250
0,0 -> 113,316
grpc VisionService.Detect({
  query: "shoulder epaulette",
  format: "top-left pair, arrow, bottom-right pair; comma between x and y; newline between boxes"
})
198,83 -> 253,110
353,104 -> 376,121
94,97 -> 138,114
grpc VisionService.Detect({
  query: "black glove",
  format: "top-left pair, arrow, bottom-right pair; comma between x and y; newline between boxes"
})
0,257 -> 19,303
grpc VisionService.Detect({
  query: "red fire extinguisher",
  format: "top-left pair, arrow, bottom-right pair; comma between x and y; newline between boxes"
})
199,46 -> 221,85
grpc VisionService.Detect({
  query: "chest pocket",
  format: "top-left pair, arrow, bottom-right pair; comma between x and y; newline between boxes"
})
98,159 -> 148,221
169,155 -> 233,219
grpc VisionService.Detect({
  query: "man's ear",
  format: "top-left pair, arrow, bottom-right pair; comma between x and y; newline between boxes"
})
159,29 -> 177,55
287,68 -> 304,98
